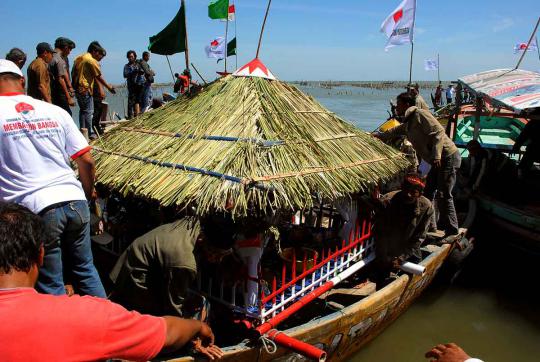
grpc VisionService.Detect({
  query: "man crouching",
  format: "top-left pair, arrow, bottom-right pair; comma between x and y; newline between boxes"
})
374,174 -> 434,273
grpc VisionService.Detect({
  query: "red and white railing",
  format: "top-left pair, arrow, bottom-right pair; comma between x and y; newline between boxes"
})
259,218 -> 374,320
195,217 -> 375,322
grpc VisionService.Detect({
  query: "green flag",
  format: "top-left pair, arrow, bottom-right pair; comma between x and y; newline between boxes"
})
148,4 -> 186,55
208,0 -> 228,19
217,38 -> 237,63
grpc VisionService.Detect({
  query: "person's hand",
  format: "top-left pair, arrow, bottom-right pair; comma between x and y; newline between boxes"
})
68,97 -> 75,107
432,159 -> 442,168
192,338 -> 224,360
391,257 -> 401,270
425,343 -> 471,362
108,86 -> 116,95
64,284 -> 75,297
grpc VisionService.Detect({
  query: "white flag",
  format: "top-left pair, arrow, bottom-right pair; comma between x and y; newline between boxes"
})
380,0 -> 416,51
205,37 -> 226,59
513,41 -> 538,54
424,59 -> 438,71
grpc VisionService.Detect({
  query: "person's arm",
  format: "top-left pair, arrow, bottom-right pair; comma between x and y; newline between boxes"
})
472,157 -> 487,191
96,75 -> 116,94
419,112 -> 445,164
37,65 -> 52,102
425,343 -> 480,362
512,121 -> 531,153
163,268 -> 195,317
377,122 -> 407,142
161,317 -> 224,359
74,152 -> 95,200
123,64 -> 131,79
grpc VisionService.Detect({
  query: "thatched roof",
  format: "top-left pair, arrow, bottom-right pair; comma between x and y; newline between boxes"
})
92,61 -> 408,216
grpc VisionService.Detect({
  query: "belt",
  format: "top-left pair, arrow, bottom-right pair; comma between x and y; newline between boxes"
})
38,201 -> 72,216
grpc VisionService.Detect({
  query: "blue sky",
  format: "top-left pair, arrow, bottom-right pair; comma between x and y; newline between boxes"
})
1,0 -> 539,83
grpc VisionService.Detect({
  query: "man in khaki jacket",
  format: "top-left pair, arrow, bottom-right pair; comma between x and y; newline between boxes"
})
378,92 -> 461,236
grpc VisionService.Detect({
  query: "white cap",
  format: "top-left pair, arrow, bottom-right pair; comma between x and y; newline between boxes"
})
0,59 -> 23,77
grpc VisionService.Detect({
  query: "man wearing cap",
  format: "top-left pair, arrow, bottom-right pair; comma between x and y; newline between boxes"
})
5,48 -> 27,69
374,174 -> 434,270
72,41 -> 115,138
377,92 -> 461,236
27,42 -> 55,103
410,83 -> 430,111
0,59 -> 106,297
50,37 -> 76,115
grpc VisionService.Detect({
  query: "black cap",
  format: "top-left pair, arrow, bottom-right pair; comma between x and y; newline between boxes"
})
36,42 -> 55,55
55,37 -> 76,49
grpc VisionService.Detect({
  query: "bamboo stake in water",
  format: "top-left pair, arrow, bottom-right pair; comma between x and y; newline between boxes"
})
256,0 -> 272,58
514,16 -> 540,70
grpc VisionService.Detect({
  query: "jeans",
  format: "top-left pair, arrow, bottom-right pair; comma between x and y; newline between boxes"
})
141,83 -> 153,112
76,92 -> 94,136
425,151 -> 462,235
92,98 -> 104,135
51,87 -> 72,116
37,200 -> 106,297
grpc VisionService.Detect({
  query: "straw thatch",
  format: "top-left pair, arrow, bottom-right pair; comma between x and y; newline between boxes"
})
92,74 -> 409,217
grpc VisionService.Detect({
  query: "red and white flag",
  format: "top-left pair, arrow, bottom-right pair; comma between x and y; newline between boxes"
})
380,0 -> 416,51
513,41 -> 538,54
220,4 -> 235,21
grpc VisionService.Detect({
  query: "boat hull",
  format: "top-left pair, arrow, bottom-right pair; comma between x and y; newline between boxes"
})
165,244 -> 452,361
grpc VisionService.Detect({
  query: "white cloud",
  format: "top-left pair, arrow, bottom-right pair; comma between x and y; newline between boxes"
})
492,16 -> 514,33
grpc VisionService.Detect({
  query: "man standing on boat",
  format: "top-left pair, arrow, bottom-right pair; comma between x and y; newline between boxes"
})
27,42 -> 54,103
50,37 -> 76,115
72,41 -> 116,139
0,202 -> 223,361
445,85 -> 455,104
0,59 -> 106,297
512,114 -> 540,179
410,83 -> 430,111
377,92 -> 461,237
374,174 -> 434,269
139,51 -> 155,113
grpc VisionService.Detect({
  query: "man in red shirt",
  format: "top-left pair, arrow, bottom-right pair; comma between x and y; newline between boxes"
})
0,202 -> 224,361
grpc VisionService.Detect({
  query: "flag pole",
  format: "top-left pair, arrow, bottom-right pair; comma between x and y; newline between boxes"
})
408,41 -> 414,84
224,0 -> 230,73
437,53 -> 440,83
514,16 -> 540,70
182,0 -> 190,72
256,0 -> 272,58
234,0 -> 238,69
536,36 -> 540,63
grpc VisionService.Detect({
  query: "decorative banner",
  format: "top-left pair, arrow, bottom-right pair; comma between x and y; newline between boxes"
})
205,37 -> 226,59
380,0 -> 416,51
220,4 -> 236,21
424,59 -> 438,71
208,0 -> 228,20
513,41 -> 538,54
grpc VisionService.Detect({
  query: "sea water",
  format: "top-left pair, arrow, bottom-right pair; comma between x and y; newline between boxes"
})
87,84 -> 540,362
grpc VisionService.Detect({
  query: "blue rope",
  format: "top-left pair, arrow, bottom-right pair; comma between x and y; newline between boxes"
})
94,147 -> 271,190
122,127 -> 284,147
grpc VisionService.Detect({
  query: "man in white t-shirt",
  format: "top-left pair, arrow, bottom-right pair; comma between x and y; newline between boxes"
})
0,59 -> 105,297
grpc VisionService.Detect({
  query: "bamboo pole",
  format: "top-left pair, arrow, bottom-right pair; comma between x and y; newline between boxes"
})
256,0 -> 272,58
234,0 -> 238,69
514,16 -> 540,70
165,55 -> 175,82
190,63 -> 208,85
182,0 -> 190,72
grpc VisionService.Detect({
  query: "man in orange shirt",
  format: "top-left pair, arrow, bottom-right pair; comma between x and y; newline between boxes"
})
27,42 -> 54,102
0,202 -> 224,361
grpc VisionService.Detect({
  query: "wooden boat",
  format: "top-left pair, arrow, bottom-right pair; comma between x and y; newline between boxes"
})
450,69 -> 540,246
164,244 -> 452,361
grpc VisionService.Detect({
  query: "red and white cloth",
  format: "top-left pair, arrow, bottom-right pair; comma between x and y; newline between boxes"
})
0,93 -> 89,213
380,0 -> 416,51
